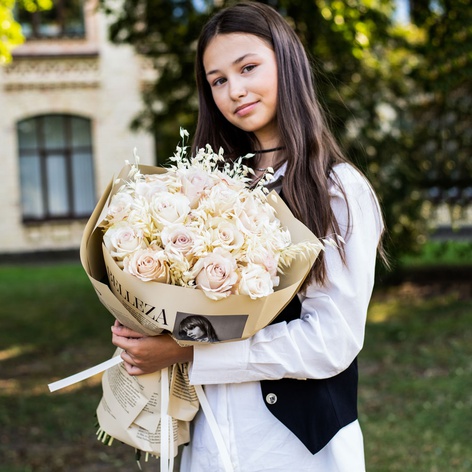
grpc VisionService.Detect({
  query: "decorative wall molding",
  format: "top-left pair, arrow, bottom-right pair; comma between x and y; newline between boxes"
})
2,57 -> 100,90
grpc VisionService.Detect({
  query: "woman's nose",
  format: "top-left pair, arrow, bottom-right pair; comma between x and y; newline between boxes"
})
228,79 -> 247,100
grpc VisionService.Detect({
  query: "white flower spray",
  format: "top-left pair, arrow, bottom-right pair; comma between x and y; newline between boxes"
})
102,129 -> 323,300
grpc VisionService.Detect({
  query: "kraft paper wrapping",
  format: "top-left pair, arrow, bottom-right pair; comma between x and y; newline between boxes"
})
96,350 -> 197,455
80,164 -> 321,344
80,163 -> 321,457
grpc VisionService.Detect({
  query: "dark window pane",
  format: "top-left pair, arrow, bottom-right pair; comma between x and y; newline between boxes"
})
72,152 -> 95,214
63,0 -> 85,37
38,5 -> 62,38
16,0 -> 85,39
17,120 -> 38,150
46,154 -> 69,216
71,117 -> 92,147
19,154 -> 44,218
43,115 -> 66,149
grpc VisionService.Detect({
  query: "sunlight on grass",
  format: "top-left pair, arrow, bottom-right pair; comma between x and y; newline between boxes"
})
367,300 -> 399,323
0,373 -> 103,396
0,344 -> 36,361
368,281 -> 469,323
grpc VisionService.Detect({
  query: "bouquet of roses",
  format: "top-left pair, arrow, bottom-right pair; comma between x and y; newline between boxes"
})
71,129 -> 323,471
101,128 -> 318,303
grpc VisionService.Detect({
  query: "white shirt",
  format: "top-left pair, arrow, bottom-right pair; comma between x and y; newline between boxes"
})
181,163 -> 384,472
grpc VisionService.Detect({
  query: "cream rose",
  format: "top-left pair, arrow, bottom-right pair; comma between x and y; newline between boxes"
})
235,195 -> 276,236
246,247 -> 280,287
106,192 -> 134,224
203,183 -> 241,215
134,178 -> 167,201
103,222 -> 147,261
207,217 -> 245,253
149,191 -> 191,227
192,248 -> 239,300
179,168 -> 214,208
238,263 -> 274,299
123,247 -> 170,283
161,224 -> 197,260
213,169 -> 247,191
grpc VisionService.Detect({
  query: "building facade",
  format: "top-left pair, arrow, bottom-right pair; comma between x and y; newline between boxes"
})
0,0 -> 155,257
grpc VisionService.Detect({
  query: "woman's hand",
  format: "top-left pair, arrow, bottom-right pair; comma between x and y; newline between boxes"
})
111,320 -> 194,376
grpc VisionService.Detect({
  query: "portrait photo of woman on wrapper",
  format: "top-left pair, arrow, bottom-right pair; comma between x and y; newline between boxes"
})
178,315 -> 220,343
111,2 -> 386,471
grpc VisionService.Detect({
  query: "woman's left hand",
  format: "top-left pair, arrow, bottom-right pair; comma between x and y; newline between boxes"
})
111,320 -> 194,376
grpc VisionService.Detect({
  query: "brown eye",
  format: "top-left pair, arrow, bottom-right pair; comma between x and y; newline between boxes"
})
212,77 -> 227,87
242,64 -> 257,73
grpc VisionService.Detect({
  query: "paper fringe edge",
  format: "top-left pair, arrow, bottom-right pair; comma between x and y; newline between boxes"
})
95,426 -> 160,467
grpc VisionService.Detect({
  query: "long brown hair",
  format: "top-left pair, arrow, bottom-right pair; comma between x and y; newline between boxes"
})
193,2 -> 368,285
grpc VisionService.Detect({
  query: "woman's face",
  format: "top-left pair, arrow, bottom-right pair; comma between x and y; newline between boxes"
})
184,325 -> 205,340
203,33 -> 279,147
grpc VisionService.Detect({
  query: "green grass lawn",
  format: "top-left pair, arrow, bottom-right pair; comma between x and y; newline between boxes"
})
360,283 -> 472,471
0,262 -> 471,471
400,240 -> 472,267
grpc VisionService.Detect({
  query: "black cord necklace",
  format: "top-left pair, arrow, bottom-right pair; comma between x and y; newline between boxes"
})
252,146 -> 285,154
253,146 -> 285,171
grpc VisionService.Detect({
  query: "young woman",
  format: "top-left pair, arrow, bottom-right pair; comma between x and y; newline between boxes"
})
111,2 -> 385,470
178,315 -> 220,343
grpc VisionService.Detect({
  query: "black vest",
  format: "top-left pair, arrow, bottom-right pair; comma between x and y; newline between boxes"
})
260,294 -> 359,454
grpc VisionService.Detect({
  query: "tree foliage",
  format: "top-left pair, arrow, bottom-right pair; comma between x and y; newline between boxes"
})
0,0 -> 52,64
99,0 -> 471,272
409,0 -> 472,222
0,0 -> 24,63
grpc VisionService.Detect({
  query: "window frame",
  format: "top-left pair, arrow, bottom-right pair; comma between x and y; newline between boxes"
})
17,114 -> 96,223
16,0 -> 86,40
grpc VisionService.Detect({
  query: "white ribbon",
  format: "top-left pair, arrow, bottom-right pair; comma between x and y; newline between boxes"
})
49,359 -> 233,472
47,355 -> 123,392
160,366 -> 173,472
49,358 -> 175,471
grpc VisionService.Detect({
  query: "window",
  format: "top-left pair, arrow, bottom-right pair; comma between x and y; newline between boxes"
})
17,0 -> 85,39
17,114 -> 96,222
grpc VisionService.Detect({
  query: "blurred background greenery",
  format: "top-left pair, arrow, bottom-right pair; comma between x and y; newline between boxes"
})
97,0 -> 472,272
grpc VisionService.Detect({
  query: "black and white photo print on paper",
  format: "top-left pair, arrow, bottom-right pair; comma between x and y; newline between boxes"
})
173,312 -> 249,343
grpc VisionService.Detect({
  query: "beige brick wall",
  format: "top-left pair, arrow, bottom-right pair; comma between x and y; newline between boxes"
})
0,2 -> 155,255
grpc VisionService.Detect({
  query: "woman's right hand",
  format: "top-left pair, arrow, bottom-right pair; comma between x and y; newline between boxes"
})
111,320 -> 194,376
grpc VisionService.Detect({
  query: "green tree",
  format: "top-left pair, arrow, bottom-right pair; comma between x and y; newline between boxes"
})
0,0 -> 52,64
272,0 -> 428,271
101,0 -> 465,273
408,0 -> 472,226
0,0 -> 24,63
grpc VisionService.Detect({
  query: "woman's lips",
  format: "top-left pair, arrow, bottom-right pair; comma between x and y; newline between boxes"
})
235,102 -> 258,117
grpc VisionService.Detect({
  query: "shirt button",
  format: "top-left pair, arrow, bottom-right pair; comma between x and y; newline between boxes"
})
265,393 -> 277,405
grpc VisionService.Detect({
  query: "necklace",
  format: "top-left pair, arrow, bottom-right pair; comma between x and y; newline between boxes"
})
252,146 -> 285,154
253,146 -> 285,172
